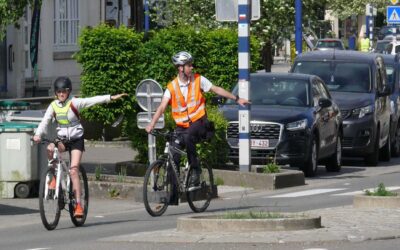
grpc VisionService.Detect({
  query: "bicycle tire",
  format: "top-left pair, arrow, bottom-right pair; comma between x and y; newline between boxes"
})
143,160 -> 172,217
186,160 -> 214,213
69,166 -> 89,227
38,168 -> 61,230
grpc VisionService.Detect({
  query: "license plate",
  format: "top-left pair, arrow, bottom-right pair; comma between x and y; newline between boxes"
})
251,139 -> 269,149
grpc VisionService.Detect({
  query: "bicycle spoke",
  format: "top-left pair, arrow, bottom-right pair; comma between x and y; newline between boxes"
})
186,162 -> 214,213
39,169 -> 61,230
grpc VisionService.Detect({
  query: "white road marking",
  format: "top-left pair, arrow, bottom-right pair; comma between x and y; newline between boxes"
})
267,188 -> 346,198
332,186 -> 400,196
94,215 -> 104,218
26,248 -> 51,250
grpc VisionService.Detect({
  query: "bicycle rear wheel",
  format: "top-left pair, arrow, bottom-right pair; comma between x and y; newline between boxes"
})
69,166 -> 89,227
38,168 -> 61,230
143,160 -> 172,217
186,161 -> 214,213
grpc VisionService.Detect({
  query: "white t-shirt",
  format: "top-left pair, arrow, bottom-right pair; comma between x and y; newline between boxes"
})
163,74 -> 213,101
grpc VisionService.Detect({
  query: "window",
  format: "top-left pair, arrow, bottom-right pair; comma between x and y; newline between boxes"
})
54,0 -> 79,51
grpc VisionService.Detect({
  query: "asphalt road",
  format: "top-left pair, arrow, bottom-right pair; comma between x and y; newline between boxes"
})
1,155 -> 400,250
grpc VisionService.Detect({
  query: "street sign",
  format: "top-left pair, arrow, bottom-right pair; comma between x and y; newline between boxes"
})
215,0 -> 260,21
137,112 -> 164,129
387,6 -> 400,24
135,79 -> 163,112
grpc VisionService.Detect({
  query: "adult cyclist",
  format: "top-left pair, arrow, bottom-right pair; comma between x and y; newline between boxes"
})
33,76 -> 127,217
145,51 -> 249,189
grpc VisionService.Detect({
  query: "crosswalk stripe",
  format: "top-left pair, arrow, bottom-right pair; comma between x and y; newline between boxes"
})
332,186 -> 400,196
267,188 -> 346,198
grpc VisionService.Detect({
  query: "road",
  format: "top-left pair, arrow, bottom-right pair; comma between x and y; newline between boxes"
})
1,156 -> 400,250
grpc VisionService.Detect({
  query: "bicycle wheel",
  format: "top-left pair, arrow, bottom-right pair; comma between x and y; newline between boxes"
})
186,161 -> 214,213
38,168 -> 61,230
68,166 -> 89,227
143,160 -> 172,217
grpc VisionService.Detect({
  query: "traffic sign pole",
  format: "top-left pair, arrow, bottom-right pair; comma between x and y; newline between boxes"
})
146,82 -> 156,164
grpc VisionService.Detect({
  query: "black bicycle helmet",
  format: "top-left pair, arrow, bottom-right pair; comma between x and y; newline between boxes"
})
171,51 -> 193,66
54,77 -> 72,93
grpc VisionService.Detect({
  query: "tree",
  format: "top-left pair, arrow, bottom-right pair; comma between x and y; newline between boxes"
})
150,0 -> 326,72
0,0 -> 34,40
327,0 -> 387,19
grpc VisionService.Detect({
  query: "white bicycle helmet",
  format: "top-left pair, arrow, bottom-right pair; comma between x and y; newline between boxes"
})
171,51 -> 193,66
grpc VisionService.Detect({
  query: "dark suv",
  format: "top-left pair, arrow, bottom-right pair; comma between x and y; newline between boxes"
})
219,73 -> 342,177
292,51 -> 391,166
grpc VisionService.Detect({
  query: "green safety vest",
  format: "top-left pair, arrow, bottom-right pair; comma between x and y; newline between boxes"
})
51,99 -> 79,127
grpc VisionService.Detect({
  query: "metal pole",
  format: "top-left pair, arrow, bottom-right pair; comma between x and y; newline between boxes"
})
146,82 -> 156,164
238,0 -> 251,172
369,14 -> 373,50
144,0 -> 149,33
295,0 -> 302,55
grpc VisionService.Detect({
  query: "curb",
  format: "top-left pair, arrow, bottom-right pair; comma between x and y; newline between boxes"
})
353,194 -> 400,209
177,213 -> 321,232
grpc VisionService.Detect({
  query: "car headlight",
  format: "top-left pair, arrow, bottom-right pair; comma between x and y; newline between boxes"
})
352,105 -> 374,119
286,119 -> 308,131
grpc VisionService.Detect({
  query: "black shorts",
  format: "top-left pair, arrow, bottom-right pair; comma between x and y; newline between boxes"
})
57,137 -> 85,152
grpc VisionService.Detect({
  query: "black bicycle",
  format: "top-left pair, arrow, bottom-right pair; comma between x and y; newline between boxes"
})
143,130 -> 214,216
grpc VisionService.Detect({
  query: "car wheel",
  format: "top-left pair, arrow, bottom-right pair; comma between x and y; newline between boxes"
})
391,122 -> 400,157
380,131 -> 391,162
365,129 -> 379,166
303,136 -> 318,177
325,133 -> 342,172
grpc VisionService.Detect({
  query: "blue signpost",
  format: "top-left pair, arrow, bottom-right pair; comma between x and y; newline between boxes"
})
295,0 -> 302,55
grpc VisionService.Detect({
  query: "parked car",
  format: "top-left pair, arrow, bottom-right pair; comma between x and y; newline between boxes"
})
314,38 -> 345,51
373,39 -> 392,54
218,73 -> 343,177
292,51 -> 391,166
381,54 -> 400,156
377,26 -> 400,40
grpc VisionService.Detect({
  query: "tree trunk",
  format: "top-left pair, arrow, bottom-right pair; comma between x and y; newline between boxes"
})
262,41 -> 273,72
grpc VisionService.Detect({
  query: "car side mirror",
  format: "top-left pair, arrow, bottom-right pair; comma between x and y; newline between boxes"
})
211,96 -> 225,105
318,98 -> 332,108
379,85 -> 391,97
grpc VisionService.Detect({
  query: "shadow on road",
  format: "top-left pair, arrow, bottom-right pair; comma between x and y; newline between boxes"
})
0,204 -> 38,215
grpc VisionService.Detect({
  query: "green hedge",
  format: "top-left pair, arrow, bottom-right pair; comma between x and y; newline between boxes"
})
76,25 -> 261,166
74,25 -> 142,124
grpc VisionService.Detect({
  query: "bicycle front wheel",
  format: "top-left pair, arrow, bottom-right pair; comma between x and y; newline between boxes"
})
38,168 -> 61,230
143,160 -> 172,217
69,166 -> 89,227
186,161 -> 214,213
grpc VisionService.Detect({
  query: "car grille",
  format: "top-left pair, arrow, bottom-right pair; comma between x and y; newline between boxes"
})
341,109 -> 351,119
227,122 -> 281,139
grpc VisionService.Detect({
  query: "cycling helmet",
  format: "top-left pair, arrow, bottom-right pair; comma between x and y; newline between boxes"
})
54,77 -> 72,93
171,51 -> 193,66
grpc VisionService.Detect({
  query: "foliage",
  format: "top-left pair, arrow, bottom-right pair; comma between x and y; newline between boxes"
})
95,165 -> 102,181
74,24 -> 143,125
328,0 -> 387,20
364,183 -> 398,197
214,176 -> 224,186
262,162 -> 281,174
0,0 -> 34,40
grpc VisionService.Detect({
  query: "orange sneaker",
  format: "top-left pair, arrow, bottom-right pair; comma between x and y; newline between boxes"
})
48,177 -> 56,190
74,203 -> 84,218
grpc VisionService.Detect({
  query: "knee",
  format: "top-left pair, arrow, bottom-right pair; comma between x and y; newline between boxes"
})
70,166 -> 79,176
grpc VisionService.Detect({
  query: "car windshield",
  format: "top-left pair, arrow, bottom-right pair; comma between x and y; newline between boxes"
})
375,41 -> 390,53
293,62 -> 371,93
227,77 -> 310,107
316,40 -> 343,49
386,65 -> 395,90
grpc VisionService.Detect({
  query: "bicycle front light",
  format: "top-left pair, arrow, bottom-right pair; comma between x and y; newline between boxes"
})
352,105 -> 374,119
286,119 -> 308,131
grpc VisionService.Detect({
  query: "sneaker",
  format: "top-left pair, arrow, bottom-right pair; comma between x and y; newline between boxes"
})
74,203 -> 84,218
48,176 -> 56,190
188,169 -> 201,191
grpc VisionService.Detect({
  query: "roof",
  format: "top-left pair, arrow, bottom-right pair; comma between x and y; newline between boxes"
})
294,50 -> 382,63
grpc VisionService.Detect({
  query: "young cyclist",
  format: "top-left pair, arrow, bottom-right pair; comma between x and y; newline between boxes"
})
145,51 -> 249,190
33,76 -> 127,217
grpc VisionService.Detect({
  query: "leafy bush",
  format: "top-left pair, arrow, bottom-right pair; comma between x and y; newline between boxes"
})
74,25 -> 143,125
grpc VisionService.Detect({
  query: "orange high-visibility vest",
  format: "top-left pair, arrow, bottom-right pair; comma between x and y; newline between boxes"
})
167,73 -> 206,128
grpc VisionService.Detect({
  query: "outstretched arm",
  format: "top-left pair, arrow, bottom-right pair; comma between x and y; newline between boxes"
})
111,93 -> 128,100
210,85 -> 250,106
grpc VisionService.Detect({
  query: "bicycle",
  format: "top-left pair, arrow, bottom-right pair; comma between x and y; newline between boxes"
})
143,130 -> 214,217
37,138 -> 89,230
